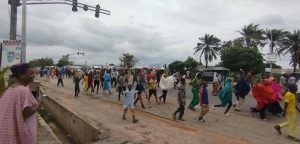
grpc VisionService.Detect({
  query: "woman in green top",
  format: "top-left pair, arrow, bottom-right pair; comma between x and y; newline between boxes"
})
188,73 -> 202,111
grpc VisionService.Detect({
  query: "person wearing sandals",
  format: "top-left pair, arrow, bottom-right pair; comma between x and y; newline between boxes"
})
213,77 -> 233,115
172,78 -> 186,121
274,84 -> 300,142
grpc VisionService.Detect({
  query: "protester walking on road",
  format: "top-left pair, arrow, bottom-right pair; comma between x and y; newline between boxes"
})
188,73 -> 202,111
82,73 -> 89,91
57,73 -> 64,87
123,84 -> 139,123
212,73 -> 220,96
159,74 -> 173,104
198,82 -> 209,122
172,78 -> 187,121
233,69 -> 251,111
93,71 -> 101,94
86,71 -> 94,93
274,84 -> 300,142
117,74 -> 126,101
132,70 -> 139,86
148,77 -> 159,104
134,81 -> 148,109
74,73 -> 83,97
103,70 -> 112,94
213,78 -> 233,115
0,63 -> 43,144
111,69 -> 117,88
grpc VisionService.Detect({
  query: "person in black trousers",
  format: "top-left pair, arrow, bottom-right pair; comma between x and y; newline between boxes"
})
93,71 -> 101,94
159,74 -> 170,104
117,75 -> 126,101
134,81 -> 148,109
172,78 -> 186,121
57,74 -> 64,87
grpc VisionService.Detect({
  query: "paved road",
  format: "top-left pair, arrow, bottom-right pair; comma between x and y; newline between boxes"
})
38,76 -> 300,144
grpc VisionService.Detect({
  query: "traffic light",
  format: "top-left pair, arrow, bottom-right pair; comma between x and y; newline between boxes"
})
8,0 -> 21,6
72,0 -> 78,12
83,5 -> 88,11
95,4 -> 100,18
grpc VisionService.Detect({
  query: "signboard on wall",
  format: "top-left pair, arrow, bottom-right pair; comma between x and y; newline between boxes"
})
1,40 -> 21,68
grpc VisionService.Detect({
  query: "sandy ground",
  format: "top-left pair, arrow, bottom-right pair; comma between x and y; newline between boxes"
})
38,76 -> 300,144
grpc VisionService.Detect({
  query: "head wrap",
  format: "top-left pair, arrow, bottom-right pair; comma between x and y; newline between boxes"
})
10,63 -> 31,78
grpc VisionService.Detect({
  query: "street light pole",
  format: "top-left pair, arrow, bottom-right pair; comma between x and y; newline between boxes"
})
21,0 -> 27,63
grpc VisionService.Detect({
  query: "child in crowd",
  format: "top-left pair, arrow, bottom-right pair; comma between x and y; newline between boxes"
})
123,84 -> 139,123
198,82 -> 209,123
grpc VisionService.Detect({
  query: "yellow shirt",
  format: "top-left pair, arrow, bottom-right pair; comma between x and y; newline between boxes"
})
149,79 -> 157,90
284,91 -> 297,113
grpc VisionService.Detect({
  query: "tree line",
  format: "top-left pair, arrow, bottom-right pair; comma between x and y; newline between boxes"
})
190,23 -> 300,73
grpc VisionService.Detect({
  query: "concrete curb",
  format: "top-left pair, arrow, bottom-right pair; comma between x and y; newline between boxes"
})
41,88 -> 107,144
37,113 -> 62,144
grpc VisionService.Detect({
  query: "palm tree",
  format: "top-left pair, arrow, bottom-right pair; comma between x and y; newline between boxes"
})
238,23 -> 266,48
194,34 -> 221,68
266,29 -> 289,54
278,30 -> 300,72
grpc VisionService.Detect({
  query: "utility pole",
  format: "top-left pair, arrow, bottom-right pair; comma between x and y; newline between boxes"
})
9,0 -> 20,40
21,0 -> 27,63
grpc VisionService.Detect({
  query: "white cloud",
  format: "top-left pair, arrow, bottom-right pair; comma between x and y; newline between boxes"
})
0,0 -> 300,69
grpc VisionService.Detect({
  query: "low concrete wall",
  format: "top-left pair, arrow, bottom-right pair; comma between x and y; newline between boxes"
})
42,94 -> 103,144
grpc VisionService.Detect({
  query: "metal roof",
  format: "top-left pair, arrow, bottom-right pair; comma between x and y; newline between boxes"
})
205,67 -> 230,71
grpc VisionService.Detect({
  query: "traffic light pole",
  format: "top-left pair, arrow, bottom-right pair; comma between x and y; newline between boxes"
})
8,0 -> 110,62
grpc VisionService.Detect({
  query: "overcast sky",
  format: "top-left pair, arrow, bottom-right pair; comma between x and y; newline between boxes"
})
0,0 -> 300,68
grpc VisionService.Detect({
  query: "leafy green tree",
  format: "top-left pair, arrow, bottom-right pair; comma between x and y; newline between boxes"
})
28,57 -> 54,67
57,56 -> 72,67
278,30 -> 300,72
168,61 -> 185,74
184,57 -> 198,70
238,23 -> 266,49
194,34 -> 221,68
220,46 -> 265,74
119,53 -> 139,68
222,38 -> 244,49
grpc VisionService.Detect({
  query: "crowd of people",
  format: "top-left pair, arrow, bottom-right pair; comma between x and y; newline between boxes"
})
1,63 -> 300,143
43,66 -> 300,142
